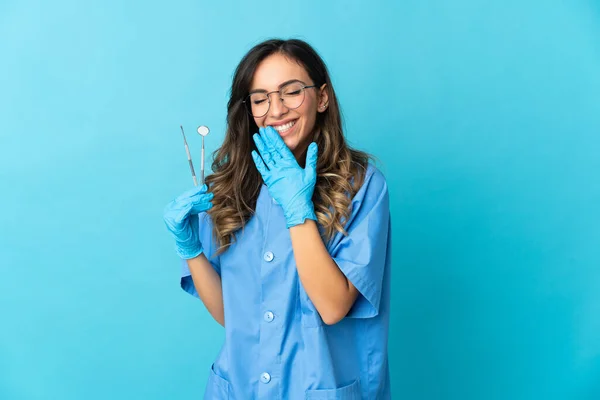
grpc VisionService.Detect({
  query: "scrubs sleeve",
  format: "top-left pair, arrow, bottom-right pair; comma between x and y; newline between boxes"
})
180,212 -> 222,298
329,165 -> 391,319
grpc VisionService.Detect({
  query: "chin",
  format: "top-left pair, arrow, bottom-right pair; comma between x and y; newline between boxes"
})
282,137 -> 299,151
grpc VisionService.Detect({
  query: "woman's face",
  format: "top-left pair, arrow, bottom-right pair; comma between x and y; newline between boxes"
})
250,53 -> 328,161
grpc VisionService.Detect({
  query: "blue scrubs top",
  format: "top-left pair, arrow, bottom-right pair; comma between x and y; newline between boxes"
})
180,164 -> 391,399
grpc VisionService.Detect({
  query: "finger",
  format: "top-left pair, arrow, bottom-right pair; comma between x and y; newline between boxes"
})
190,201 -> 213,214
305,142 -> 318,179
252,150 -> 270,179
167,191 -> 212,225
253,131 -> 274,169
265,126 -> 294,161
175,192 -> 212,213
263,127 -> 283,162
260,127 -> 281,164
176,184 -> 209,202
188,193 -> 213,212
191,192 -> 214,203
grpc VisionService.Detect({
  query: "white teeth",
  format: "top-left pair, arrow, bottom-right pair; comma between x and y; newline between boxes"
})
273,120 -> 296,133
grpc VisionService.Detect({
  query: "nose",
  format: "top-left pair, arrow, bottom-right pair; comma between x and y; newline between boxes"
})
268,95 -> 288,118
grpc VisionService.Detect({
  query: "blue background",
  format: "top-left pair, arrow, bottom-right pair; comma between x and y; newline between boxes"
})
1,0 -> 599,398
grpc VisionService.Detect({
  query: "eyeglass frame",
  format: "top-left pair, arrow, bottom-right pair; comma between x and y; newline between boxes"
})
242,80 -> 319,118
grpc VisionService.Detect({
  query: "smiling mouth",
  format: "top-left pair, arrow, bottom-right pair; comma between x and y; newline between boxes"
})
271,120 -> 297,134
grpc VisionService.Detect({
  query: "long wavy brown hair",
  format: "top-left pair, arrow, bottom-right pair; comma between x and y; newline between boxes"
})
206,39 -> 371,254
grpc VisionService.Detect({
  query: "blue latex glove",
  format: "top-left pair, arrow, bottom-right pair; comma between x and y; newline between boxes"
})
251,126 -> 318,228
163,184 -> 214,259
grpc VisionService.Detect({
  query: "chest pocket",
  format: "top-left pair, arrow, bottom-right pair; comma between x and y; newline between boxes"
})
297,281 -> 324,328
305,378 -> 362,399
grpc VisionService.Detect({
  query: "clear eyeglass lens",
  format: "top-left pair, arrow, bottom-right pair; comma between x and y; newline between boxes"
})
248,82 -> 306,117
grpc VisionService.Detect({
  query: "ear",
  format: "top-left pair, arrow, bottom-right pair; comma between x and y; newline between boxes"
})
317,83 -> 329,112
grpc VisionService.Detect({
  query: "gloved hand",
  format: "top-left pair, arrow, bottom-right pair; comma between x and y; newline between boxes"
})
163,184 -> 214,259
251,126 -> 318,228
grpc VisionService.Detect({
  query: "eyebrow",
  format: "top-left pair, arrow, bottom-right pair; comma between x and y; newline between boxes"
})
248,79 -> 305,95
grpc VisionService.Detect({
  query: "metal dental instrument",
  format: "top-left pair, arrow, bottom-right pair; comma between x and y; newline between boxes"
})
180,125 -> 198,186
197,125 -> 210,185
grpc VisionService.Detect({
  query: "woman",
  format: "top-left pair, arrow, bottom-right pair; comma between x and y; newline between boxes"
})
163,38 -> 391,399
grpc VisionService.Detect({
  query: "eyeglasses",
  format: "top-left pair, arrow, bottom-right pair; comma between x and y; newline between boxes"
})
243,81 -> 318,118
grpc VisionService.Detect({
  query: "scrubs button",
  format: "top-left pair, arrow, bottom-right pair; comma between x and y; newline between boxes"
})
272,197 -> 278,204
263,251 -> 274,262
260,372 -> 271,384
264,311 -> 274,322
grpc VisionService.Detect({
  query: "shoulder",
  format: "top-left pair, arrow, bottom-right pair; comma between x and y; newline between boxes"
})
341,163 -> 389,223
354,163 -> 388,202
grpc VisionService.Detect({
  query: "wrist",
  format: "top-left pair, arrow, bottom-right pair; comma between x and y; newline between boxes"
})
284,203 -> 317,228
176,243 -> 204,260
